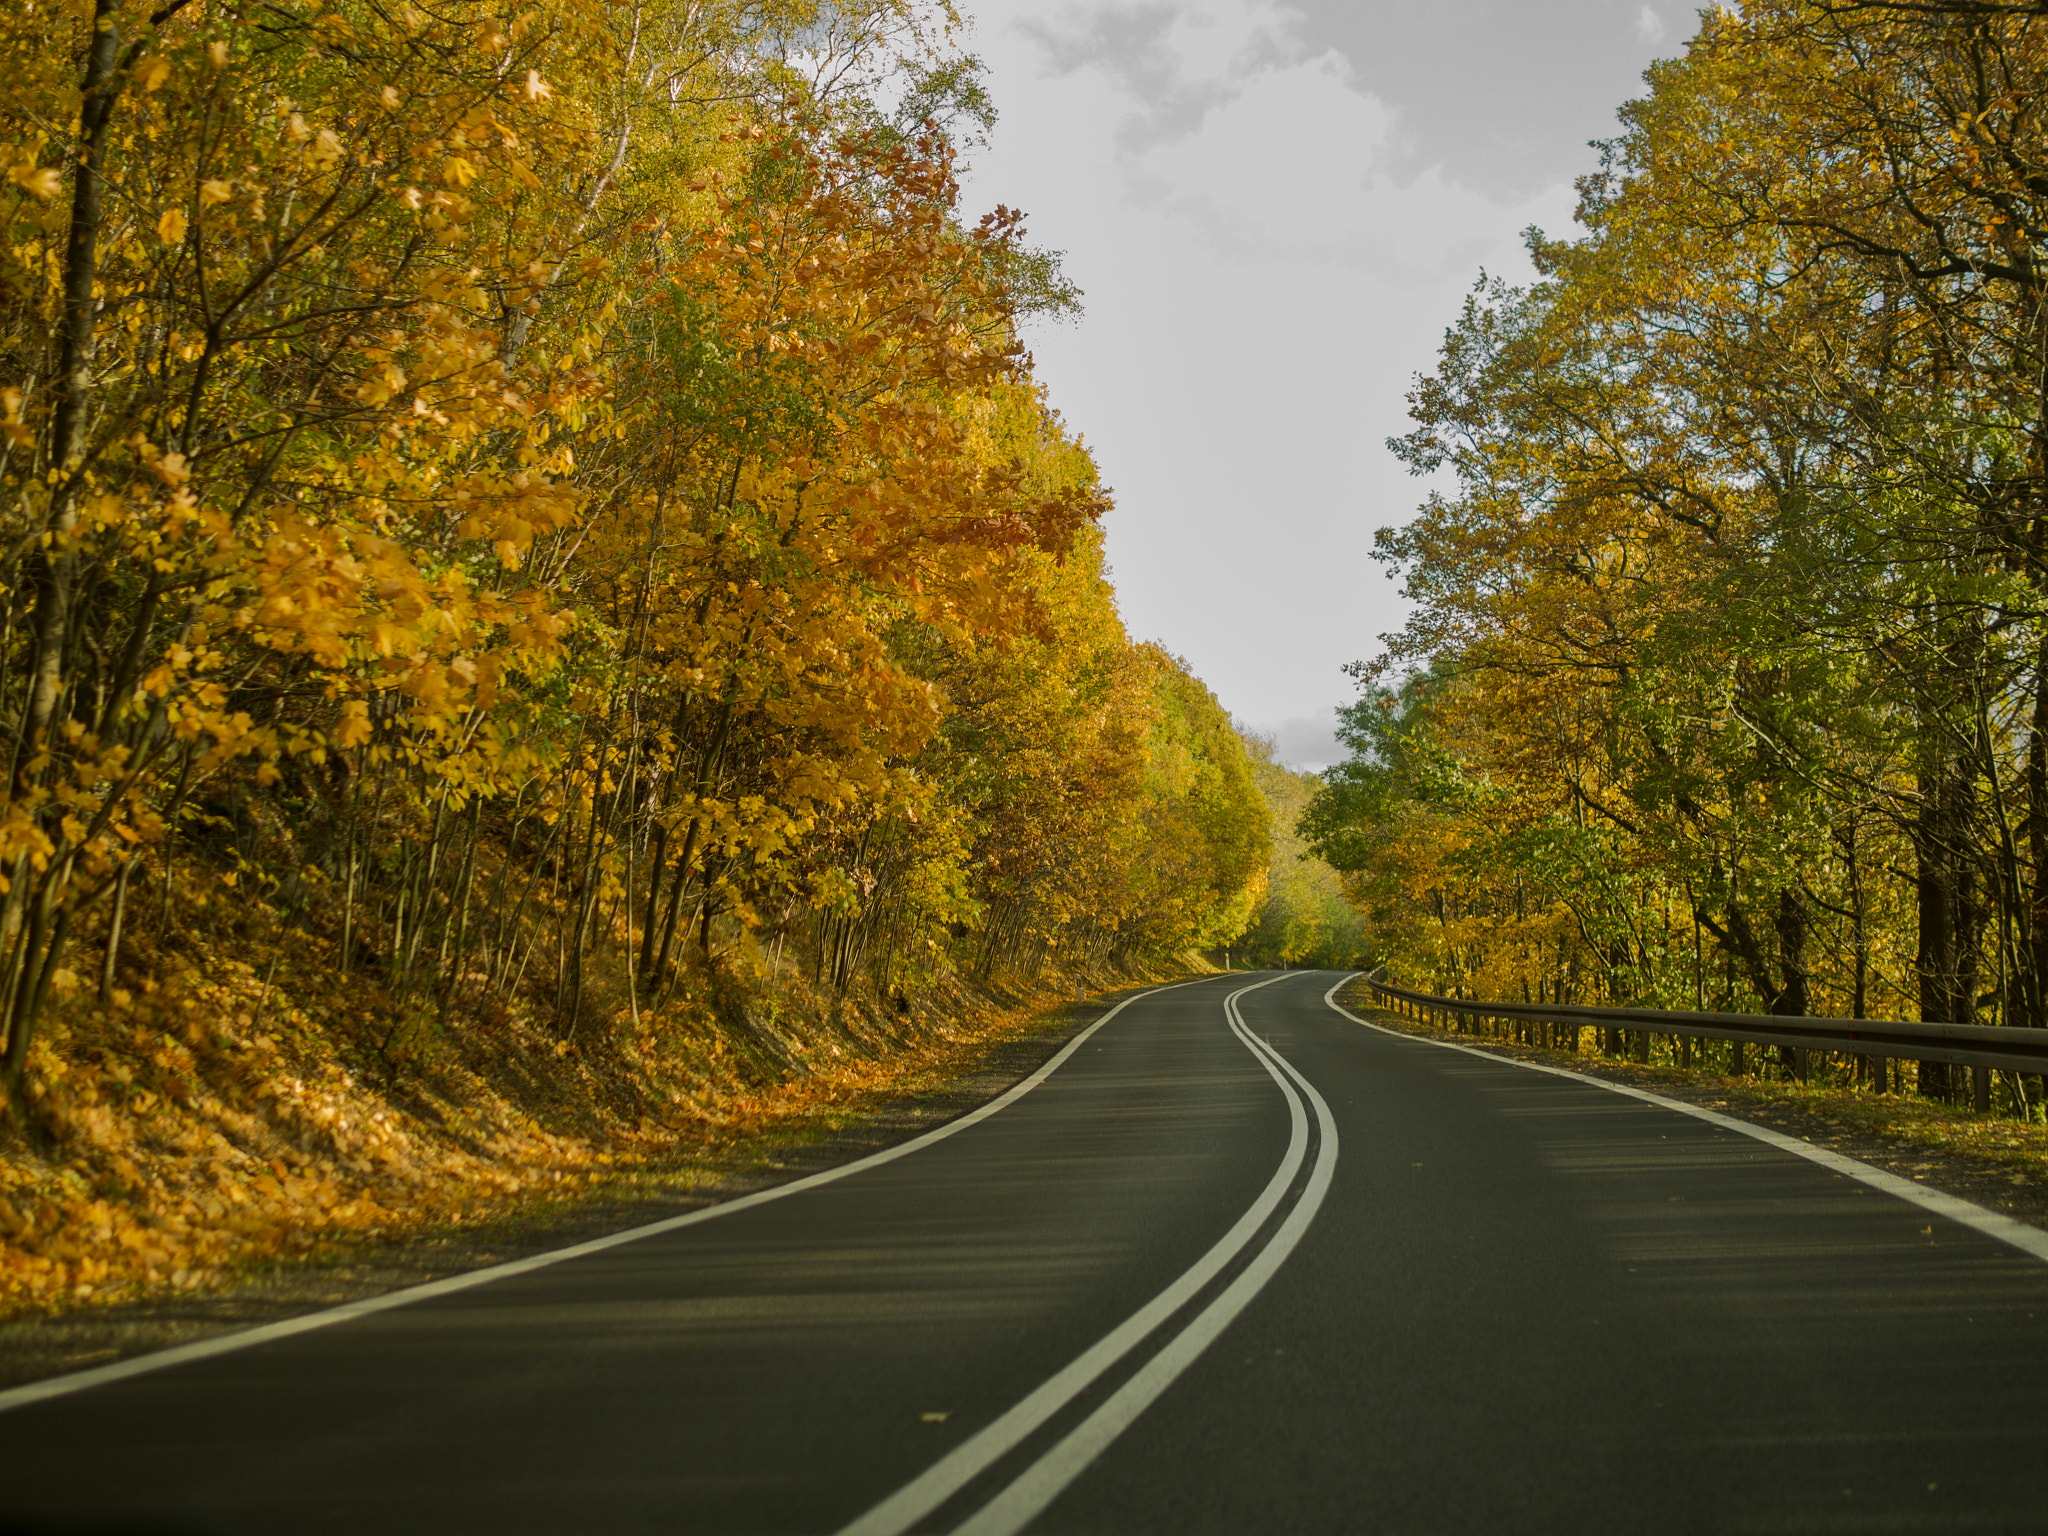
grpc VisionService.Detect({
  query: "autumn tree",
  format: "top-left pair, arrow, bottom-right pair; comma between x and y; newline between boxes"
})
1311,1 -> 2048,1096
0,0 -> 1259,1115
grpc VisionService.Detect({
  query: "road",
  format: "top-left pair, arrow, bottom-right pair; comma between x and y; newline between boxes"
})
5,970 -> 2048,1533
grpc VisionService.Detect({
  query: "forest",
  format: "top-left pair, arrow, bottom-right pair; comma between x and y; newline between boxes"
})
1238,734 -> 1365,971
0,0 -> 1274,1304
1304,0 -> 2048,1103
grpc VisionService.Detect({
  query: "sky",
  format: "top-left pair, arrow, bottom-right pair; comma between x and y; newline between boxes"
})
954,0 -> 1684,769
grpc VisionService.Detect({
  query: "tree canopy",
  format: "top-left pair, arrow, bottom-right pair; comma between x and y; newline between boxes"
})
0,0 -> 1271,1098
1305,1 -> 2048,1100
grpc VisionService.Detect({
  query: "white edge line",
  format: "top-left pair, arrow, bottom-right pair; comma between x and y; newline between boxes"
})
949,982 -> 1342,1536
0,977 -> 1218,1417
1322,975 -> 2048,1267
835,975 -> 1301,1536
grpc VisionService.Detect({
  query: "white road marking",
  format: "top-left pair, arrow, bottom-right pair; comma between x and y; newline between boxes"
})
943,984 -> 1341,1536
836,975 -> 1306,1536
1323,977 -> 2048,1266
0,978 -> 1212,1417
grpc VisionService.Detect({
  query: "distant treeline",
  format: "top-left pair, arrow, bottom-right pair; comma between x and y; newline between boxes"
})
1237,736 -> 1365,971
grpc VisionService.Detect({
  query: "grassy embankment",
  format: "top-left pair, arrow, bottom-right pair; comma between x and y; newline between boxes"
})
0,874 -> 1190,1321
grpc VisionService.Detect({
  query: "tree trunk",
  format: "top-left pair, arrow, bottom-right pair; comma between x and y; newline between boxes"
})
1915,734 -> 1982,1100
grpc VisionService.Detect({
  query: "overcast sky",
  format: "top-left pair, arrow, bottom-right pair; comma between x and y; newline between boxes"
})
956,0 -> 1682,768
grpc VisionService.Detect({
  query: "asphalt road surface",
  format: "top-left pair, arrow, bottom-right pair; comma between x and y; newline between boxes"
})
5,970 -> 2048,1534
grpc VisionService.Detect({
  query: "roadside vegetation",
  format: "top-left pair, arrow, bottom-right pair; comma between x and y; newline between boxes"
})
1306,1 -> 2048,1111
0,0 -> 1269,1313
1235,733 -> 1365,970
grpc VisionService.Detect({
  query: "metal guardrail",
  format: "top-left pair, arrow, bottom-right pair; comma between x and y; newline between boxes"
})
1356,970 -> 2048,1114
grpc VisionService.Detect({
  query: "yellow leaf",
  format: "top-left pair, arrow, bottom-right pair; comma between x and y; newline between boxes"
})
333,701 -> 372,750
10,165 -> 61,200
157,207 -> 187,244
198,179 -> 232,205
134,56 -> 172,92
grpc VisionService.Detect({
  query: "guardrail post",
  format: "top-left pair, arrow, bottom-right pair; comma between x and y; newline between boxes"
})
1680,1032 -> 1693,1069
1793,1048 -> 1808,1084
1973,1064 -> 1990,1114
1731,1040 -> 1745,1076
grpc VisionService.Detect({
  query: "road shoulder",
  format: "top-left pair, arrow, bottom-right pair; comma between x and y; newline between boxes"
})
0,982 -> 1163,1392
1331,979 -> 2048,1237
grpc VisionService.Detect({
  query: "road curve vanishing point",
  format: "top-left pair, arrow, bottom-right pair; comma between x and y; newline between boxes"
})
7,970 -> 2048,1532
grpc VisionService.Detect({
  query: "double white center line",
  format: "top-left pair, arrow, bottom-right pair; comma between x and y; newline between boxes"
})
839,976 -> 1341,1536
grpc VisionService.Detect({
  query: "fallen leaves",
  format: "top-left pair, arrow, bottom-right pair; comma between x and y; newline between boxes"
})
0,890 -> 1134,1321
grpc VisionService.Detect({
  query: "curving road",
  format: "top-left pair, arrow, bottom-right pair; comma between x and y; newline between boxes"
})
5,971 -> 2048,1532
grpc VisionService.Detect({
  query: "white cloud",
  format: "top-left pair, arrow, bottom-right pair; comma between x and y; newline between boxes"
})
1013,0 -> 1568,286
1635,6 -> 1667,44
1136,53 -> 1553,286
962,0 -> 1589,724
